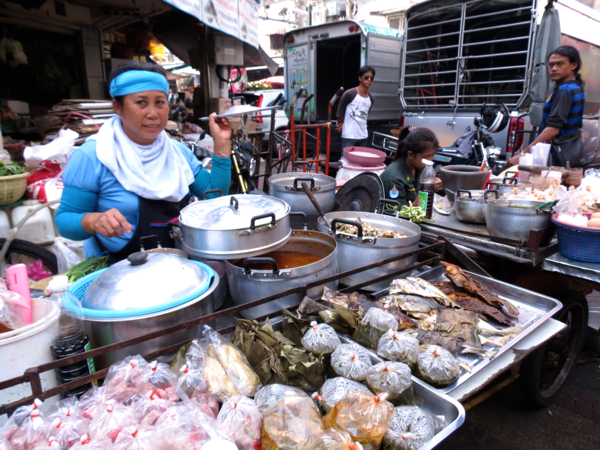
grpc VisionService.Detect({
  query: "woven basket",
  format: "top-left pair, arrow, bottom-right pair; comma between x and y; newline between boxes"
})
0,172 -> 28,206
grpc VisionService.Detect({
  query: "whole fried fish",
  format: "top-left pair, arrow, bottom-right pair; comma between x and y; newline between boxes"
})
440,262 -> 520,317
389,277 -> 459,308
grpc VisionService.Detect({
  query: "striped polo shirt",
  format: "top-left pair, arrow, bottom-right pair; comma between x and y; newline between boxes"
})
541,80 -> 585,136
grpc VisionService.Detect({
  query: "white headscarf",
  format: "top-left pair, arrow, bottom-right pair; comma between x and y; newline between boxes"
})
90,116 -> 194,202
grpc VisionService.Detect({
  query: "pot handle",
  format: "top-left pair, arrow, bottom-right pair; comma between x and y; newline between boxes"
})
230,196 -> 239,212
249,212 -> 276,230
243,257 -> 279,275
202,189 -> 224,199
290,212 -> 308,230
293,177 -> 315,190
457,189 -> 472,199
503,176 -> 518,185
484,189 -> 499,200
140,235 -> 160,250
485,182 -> 500,191
331,218 -> 363,238
377,198 -> 401,215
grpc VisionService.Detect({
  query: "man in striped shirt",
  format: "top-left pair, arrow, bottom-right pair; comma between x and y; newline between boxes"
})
508,45 -> 585,167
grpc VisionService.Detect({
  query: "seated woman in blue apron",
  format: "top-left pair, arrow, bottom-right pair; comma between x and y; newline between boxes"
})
55,62 -> 232,263
380,127 -> 442,207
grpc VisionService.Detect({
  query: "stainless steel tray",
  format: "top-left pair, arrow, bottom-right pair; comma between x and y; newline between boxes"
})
363,265 -> 563,394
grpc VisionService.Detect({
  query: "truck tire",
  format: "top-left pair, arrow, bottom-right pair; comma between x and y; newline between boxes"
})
520,290 -> 588,408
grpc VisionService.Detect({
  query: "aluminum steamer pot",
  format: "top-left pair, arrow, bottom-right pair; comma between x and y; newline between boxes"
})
454,189 -> 497,224
175,194 -> 291,260
317,210 -> 421,291
486,177 -> 532,196
485,199 -> 554,243
225,230 -> 338,319
268,173 -> 336,215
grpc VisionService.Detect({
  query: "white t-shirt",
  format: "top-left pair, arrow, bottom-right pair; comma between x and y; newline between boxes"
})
337,89 -> 374,139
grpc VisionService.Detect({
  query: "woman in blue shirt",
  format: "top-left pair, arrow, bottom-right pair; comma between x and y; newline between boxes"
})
55,62 -> 232,262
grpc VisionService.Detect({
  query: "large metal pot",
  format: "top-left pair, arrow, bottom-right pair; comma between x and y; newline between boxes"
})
225,230 -> 338,319
439,165 -> 490,202
454,189 -> 497,224
485,199 -> 554,243
175,194 -> 292,260
486,177 -> 532,196
268,173 -> 336,215
317,209 -> 421,291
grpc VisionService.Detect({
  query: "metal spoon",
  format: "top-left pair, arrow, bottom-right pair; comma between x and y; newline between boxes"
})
300,182 -> 332,228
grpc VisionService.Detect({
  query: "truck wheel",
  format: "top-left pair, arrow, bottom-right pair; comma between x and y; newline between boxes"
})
520,290 -> 588,408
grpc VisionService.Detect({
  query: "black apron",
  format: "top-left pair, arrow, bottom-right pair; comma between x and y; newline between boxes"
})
97,195 -> 190,265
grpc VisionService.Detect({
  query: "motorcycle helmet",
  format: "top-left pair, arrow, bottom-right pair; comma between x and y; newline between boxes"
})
480,104 -> 509,133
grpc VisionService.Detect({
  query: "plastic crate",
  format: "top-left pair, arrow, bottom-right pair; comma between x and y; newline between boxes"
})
552,216 -> 600,263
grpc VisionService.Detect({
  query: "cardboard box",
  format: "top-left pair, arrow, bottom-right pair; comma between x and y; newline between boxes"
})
209,98 -> 232,115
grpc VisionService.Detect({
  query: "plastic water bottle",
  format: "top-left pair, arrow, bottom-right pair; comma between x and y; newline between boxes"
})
48,276 -> 95,398
418,159 -> 436,220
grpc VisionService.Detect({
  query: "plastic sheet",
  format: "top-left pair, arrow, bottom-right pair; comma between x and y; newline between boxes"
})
377,330 -> 419,370
331,343 -> 373,382
301,321 -> 341,355
366,362 -> 414,406
216,395 -> 261,450
417,345 -> 460,388
382,406 -> 445,450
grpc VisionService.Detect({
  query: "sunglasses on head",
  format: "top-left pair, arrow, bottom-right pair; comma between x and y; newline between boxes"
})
363,76 -> 374,80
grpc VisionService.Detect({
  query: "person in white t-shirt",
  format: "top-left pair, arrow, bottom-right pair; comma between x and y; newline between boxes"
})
336,65 -> 376,151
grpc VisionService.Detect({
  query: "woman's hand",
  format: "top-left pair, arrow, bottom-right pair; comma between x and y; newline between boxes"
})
209,113 -> 232,158
506,144 -> 532,168
83,209 -> 133,238
434,177 -> 443,193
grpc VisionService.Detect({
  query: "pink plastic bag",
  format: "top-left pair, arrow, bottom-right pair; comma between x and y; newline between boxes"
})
88,400 -> 135,442
27,260 -> 53,282
216,395 -> 261,450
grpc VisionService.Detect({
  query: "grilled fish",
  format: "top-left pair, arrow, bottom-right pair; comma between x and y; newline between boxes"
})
440,262 -> 520,317
389,277 -> 459,308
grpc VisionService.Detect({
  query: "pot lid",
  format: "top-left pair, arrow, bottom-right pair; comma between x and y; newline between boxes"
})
268,173 -> 336,192
335,172 -> 384,212
81,253 -> 212,316
180,194 -> 290,230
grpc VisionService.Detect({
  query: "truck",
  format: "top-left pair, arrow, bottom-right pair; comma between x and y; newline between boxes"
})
283,21 -> 403,159
399,0 -> 600,166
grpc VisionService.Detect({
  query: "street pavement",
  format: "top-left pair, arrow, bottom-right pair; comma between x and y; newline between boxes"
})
437,291 -> 600,450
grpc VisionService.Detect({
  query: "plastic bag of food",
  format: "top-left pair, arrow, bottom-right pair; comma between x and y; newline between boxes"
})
29,437 -> 61,450
382,406 -> 445,450
1,399 -> 44,442
191,387 -> 221,418
177,364 -> 207,400
366,362 -> 414,406
155,404 -> 222,449
131,390 -> 175,427
112,426 -> 155,450
352,307 -> 399,350
8,403 -> 48,450
417,345 -> 460,388
47,417 -> 88,449
216,395 -> 261,450
148,360 -> 178,389
0,437 -> 13,450
261,395 -> 324,450
88,400 -> 135,442
79,387 -> 111,420
377,330 -> 419,370
314,377 -> 371,413
68,434 -> 113,450
315,429 -> 364,450
103,356 -> 154,403
254,384 -> 313,416
301,321 -> 341,355
46,397 -> 82,423
331,343 -> 372,382
322,390 -> 394,450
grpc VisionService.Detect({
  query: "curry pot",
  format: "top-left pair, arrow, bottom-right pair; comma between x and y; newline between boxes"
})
485,199 -> 554,244
317,208 -> 421,291
268,173 -> 336,216
225,230 -> 338,319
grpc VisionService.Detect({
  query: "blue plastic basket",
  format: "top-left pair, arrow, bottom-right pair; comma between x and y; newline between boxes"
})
68,261 -> 216,319
552,216 -> 600,263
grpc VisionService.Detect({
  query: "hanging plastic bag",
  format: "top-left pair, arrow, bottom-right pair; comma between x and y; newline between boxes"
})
330,343 -> 372,382
216,395 -> 261,450
322,390 -> 394,450
382,406 -> 445,450
316,429 -> 364,450
301,321 -> 341,355
366,362 -> 415,406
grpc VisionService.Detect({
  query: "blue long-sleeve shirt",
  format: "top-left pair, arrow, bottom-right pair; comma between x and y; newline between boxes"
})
55,139 -> 231,258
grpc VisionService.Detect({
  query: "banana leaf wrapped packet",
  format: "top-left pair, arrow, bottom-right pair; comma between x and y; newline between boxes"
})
261,395 -> 324,450
301,321 -> 341,355
315,429 -> 365,450
417,345 -> 460,388
382,406 -> 445,450
366,362 -> 414,406
323,390 -> 395,450
377,330 -> 419,370
352,307 -> 399,350
331,343 -> 372,382
313,377 -> 372,413
255,384 -> 315,416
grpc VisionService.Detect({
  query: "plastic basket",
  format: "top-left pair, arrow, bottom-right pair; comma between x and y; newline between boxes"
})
0,172 -> 28,206
552,215 -> 600,263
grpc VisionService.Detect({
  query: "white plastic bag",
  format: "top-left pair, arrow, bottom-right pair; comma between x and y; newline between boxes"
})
23,129 -> 78,169
50,237 -> 83,273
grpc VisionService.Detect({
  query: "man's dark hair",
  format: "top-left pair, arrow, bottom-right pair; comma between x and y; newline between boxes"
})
108,61 -> 168,107
393,127 -> 439,162
549,45 -> 583,83
358,65 -> 376,78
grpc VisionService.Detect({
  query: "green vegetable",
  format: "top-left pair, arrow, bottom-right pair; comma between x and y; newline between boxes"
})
65,256 -> 109,282
0,162 -> 25,177
398,202 -> 435,223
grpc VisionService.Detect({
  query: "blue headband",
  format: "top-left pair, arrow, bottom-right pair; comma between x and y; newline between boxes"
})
109,70 -> 169,98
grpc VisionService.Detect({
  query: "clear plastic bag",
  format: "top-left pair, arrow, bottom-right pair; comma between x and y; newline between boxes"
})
0,437 -> 14,450
382,406 -> 445,450
216,395 -> 261,450
79,387 -> 111,420
112,425 -> 155,450
154,404 -> 219,449
331,343 -> 373,382
417,345 -> 460,388
314,377 -> 371,413
301,321 -> 341,355
177,364 -> 207,400
377,330 -> 419,369
103,356 -> 154,403
46,397 -> 82,423
50,237 -> 83,274
0,279 -> 30,330
148,360 -> 178,389
190,387 -> 221,419
8,408 -> 48,450
322,391 -> 394,450
131,390 -> 175,427
88,400 -> 135,442
254,384 -> 312,416
261,396 -> 324,450
1,399 -> 43,442
366,362 -> 414,406
68,434 -> 113,450
315,429 -> 364,450
352,307 -> 399,350
47,417 -> 88,449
